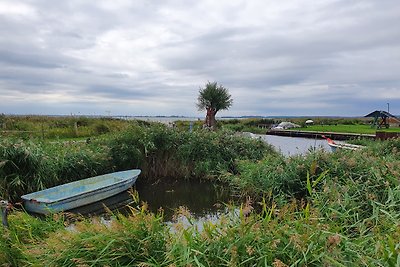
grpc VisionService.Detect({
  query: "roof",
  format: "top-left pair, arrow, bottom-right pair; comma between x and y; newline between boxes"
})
364,110 -> 398,119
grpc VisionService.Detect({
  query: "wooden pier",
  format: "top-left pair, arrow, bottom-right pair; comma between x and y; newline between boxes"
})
266,129 -> 375,141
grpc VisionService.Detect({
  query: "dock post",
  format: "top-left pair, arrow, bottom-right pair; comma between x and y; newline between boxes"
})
0,200 -> 9,228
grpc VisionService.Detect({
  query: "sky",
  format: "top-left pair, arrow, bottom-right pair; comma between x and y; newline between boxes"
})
0,0 -> 399,117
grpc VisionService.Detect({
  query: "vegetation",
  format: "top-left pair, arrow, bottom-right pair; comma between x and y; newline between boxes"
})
294,124 -> 400,134
0,115 -> 399,266
0,115 -> 133,140
197,82 -> 233,129
0,122 -> 272,201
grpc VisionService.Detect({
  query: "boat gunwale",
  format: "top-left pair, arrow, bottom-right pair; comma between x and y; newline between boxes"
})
21,170 -> 141,204
328,142 -> 365,151
24,176 -> 137,214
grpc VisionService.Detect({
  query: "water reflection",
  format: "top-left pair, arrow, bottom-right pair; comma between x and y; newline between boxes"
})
255,134 -> 330,156
135,179 -> 233,221
68,135 -> 328,226
69,179 -> 235,225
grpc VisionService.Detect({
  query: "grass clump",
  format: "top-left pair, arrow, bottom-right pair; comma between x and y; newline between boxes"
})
0,117 -> 399,266
107,124 -> 274,181
0,139 -> 112,201
1,123 -> 272,201
34,213 -> 167,266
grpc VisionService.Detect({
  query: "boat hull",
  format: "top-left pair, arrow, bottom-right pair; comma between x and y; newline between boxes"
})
21,169 -> 141,215
328,142 -> 364,152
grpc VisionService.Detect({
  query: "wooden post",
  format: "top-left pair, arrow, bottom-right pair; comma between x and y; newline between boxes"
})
74,121 -> 78,136
41,123 -> 45,140
0,200 -> 9,228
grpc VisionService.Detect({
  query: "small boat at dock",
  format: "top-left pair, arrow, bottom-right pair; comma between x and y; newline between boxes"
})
322,135 -> 365,152
21,169 -> 141,215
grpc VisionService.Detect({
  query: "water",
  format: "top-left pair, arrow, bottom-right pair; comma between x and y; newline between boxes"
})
255,134 -> 331,156
70,179 -> 235,223
70,134 -> 330,227
135,179 -> 234,221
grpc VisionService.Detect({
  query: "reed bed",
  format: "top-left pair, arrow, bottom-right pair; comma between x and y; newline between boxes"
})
0,118 -> 399,266
1,181 -> 398,266
0,123 -> 272,201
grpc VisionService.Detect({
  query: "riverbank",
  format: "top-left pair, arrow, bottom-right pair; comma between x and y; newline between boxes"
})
1,118 -> 399,266
1,138 -> 399,266
266,129 -> 375,140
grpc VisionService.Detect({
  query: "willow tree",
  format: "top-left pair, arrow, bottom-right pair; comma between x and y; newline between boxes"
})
197,81 -> 233,129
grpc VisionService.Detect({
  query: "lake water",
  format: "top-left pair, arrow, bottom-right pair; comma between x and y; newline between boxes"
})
71,134 -> 330,226
255,134 -> 331,156
70,179 -> 236,229
135,179 -> 234,222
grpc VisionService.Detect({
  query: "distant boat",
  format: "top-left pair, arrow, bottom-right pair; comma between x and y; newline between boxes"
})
322,135 -> 365,152
21,169 -> 141,215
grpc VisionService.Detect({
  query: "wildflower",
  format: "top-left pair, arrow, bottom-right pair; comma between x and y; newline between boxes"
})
271,239 -> 281,249
246,245 -> 255,256
272,259 -> 288,267
242,197 -> 253,217
327,234 -> 341,251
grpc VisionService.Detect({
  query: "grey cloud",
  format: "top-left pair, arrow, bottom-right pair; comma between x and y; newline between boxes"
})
0,0 -> 399,116
0,50 -> 62,68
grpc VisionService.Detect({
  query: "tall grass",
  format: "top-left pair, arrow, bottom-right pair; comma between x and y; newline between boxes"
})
1,184 -> 398,266
0,139 -> 112,201
1,117 -> 399,266
0,123 -> 272,201
0,139 -> 399,266
106,123 -> 273,181
0,115 -> 133,139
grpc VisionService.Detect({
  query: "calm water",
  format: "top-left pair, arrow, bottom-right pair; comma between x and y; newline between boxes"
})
71,134 -> 330,225
136,179 -> 234,221
255,134 -> 331,156
71,179 -> 235,223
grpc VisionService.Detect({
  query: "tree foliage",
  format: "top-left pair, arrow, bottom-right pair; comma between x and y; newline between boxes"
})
197,81 -> 233,114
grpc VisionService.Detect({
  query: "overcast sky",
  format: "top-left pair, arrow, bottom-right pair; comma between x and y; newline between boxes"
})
0,0 -> 399,117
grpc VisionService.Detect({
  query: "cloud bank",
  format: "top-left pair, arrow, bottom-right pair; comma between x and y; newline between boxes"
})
0,0 -> 399,116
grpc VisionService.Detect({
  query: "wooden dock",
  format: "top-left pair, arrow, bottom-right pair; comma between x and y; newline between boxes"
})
266,129 -> 375,141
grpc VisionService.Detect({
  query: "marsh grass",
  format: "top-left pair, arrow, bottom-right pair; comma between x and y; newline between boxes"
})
106,124 -> 273,181
1,184 -> 398,266
0,118 -> 399,266
1,123 -> 272,201
0,115 -> 133,139
0,139 -> 112,201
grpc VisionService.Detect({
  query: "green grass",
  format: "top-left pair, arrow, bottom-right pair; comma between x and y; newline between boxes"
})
294,124 -> 400,134
0,123 -> 273,201
1,116 -> 400,266
0,115 -> 135,140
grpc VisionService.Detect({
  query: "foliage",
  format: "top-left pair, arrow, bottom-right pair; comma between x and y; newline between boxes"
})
0,123 -> 271,201
197,81 -> 233,113
0,116 -> 399,266
197,81 -> 233,128
0,115 -> 133,139
107,124 -> 273,180
0,139 -> 112,201
0,137 -> 399,266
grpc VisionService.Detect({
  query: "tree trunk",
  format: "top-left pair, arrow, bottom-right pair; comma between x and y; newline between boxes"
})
204,108 -> 217,130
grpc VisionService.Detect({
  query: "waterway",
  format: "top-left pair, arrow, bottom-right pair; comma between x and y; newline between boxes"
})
71,179 -> 235,224
71,134 -> 330,225
255,134 -> 331,156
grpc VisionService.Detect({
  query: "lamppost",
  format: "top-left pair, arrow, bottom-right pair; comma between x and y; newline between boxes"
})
387,103 -> 390,113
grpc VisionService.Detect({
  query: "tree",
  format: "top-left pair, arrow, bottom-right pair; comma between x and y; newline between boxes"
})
197,81 -> 233,129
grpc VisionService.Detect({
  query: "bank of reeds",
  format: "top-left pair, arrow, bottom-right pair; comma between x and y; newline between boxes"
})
107,124 -> 271,180
0,138 -> 399,266
1,182 -> 398,266
0,123 -> 273,201
0,115 -> 133,139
